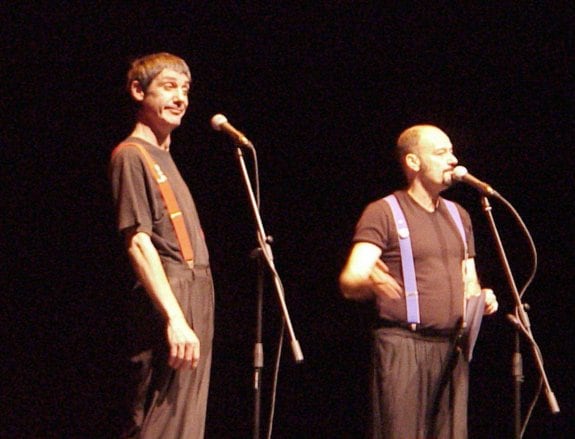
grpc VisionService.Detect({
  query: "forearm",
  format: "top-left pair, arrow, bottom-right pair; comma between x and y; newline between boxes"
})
127,232 -> 186,321
339,271 -> 375,301
126,231 -> 201,369
340,242 -> 395,301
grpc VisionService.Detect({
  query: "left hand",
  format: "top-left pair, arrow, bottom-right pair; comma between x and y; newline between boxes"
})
166,315 -> 201,369
369,259 -> 402,300
482,288 -> 498,315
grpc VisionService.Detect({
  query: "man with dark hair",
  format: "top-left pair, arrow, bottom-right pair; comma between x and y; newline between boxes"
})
339,125 -> 498,438
109,52 -> 214,438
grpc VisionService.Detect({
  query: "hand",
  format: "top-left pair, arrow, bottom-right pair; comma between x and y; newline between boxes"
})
369,259 -> 402,300
166,316 -> 200,369
482,288 -> 499,315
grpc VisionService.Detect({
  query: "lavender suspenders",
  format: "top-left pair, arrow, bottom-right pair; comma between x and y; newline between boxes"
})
383,195 -> 420,324
383,195 -> 467,325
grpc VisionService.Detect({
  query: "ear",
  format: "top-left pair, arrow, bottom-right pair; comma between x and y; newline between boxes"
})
405,152 -> 420,172
130,80 -> 145,102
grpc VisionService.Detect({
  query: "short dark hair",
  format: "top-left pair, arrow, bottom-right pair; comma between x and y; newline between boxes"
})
126,52 -> 191,93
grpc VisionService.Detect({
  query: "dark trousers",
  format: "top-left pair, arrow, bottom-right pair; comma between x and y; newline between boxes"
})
122,263 -> 214,439
371,327 -> 469,439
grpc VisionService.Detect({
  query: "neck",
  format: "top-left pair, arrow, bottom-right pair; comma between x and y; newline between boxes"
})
130,122 -> 171,151
407,182 -> 440,212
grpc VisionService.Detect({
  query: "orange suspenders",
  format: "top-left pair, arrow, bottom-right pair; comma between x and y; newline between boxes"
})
112,142 -> 195,268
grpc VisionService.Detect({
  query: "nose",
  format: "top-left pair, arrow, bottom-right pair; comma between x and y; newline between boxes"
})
448,152 -> 458,166
174,87 -> 187,102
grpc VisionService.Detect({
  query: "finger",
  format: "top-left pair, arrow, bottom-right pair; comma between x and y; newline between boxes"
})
389,287 -> 402,299
370,269 -> 398,286
191,343 -> 200,369
370,273 -> 386,284
169,349 -> 181,370
374,283 -> 403,300
374,259 -> 390,273
183,341 -> 199,369
386,276 -> 403,297
168,343 -> 179,369
486,301 -> 498,315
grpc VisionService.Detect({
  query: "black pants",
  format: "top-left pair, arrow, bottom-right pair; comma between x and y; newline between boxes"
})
122,263 -> 214,439
371,327 -> 469,439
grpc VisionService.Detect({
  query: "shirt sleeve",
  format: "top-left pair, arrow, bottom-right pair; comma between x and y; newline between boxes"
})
352,200 -> 394,251
109,145 -> 155,236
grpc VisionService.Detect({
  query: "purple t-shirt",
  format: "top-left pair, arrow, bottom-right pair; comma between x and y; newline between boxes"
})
353,190 -> 475,330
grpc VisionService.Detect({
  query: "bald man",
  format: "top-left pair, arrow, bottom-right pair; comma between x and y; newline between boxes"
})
339,125 -> 497,439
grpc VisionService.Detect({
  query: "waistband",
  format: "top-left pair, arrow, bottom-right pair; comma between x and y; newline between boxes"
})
374,318 -> 459,339
163,259 -> 211,278
190,265 -> 211,277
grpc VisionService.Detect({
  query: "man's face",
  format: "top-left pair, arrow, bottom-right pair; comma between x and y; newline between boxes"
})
413,128 -> 458,188
136,68 -> 190,132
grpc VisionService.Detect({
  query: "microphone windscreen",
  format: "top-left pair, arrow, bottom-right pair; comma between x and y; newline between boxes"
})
210,114 -> 227,131
453,166 -> 468,180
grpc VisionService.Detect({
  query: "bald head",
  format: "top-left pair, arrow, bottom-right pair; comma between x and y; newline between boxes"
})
395,125 -> 456,186
396,125 -> 449,162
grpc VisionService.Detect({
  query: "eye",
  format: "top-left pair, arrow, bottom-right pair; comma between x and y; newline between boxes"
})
435,148 -> 453,156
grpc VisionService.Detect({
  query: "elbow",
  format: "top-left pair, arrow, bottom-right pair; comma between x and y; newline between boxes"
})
338,272 -> 351,298
125,231 -> 153,263
125,230 -> 149,251
339,283 -> 352,300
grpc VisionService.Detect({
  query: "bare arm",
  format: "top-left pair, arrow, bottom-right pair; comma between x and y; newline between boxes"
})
339,242 -> 402,301
126,231 -> 200,369
462,258 -> 498,315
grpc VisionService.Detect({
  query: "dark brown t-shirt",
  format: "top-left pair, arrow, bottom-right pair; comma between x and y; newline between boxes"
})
109,137 -> 210,267
353,190 -> 475,330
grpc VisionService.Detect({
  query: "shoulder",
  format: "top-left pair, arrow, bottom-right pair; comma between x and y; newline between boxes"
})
441,197 -> 472,224
109,140 -> 151,185
110,140 -> 154,175
363,194 -> 397,216
357,193 -> 401,226
441,197 -> 466,213
111,139 -> 146,160
370,190 -> 405,207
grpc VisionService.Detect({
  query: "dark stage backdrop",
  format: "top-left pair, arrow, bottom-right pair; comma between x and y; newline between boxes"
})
1,3 -> 573,438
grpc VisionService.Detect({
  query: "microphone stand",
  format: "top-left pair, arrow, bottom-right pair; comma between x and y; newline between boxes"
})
233,145 -> 304,439
252,248 -> 264,439
480,196 -> 559,438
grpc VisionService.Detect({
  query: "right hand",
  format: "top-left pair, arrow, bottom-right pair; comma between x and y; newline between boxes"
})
166,316 -> 200,369
369,259 -> 403,300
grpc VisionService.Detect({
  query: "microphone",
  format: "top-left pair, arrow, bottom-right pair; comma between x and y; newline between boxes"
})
210,114 -> 253,148
452,166 -> 499,196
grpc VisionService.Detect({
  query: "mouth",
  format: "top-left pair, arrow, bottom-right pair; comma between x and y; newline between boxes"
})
443,169 -> 455,185
166,106 -> 185,115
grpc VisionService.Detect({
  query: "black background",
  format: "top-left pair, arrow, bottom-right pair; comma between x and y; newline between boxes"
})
1,2 -> 573,438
